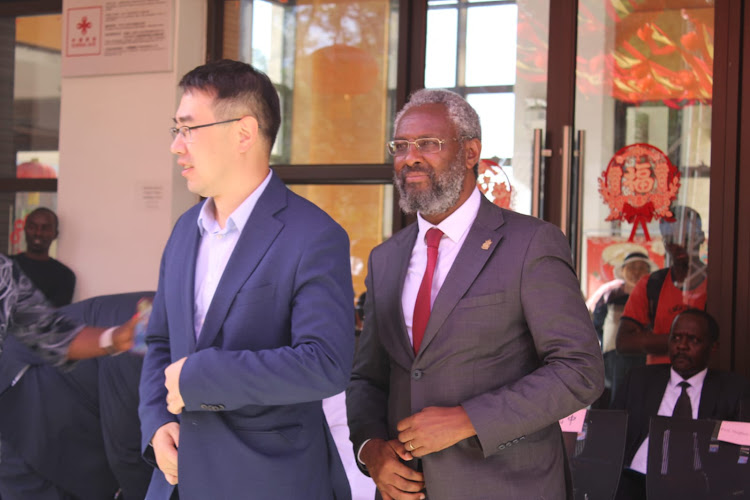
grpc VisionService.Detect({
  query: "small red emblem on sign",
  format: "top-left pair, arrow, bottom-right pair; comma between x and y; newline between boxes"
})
76,16 -> 92,36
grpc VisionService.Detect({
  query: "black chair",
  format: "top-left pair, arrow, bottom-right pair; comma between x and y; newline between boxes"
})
562,409 -> 629,500
647,416 -> 750,499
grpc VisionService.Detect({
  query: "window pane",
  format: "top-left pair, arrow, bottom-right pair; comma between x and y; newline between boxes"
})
467,92 -> 515,160
223,0 -> 399,165
12,15 -> 62,177
425,8 -> 458,88
576,0 -> 713,315
288,184 -> 393,297
465,4 -> 517,87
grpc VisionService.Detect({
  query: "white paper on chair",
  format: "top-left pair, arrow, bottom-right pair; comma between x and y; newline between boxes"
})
559,408 -> 587,433
717,420 -> 750,446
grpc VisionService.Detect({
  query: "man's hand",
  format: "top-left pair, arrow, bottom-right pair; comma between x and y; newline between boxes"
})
152,422 -> 180,485
360,439 -> 425,500
397,406 -> 476,458
165,357 -> 187,415
110,313 -> 141,353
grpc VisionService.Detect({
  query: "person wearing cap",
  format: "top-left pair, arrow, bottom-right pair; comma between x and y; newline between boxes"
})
590,252 -> 656,404
616,206 -> 707,365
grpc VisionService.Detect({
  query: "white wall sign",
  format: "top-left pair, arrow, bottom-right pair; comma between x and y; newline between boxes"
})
62,0 -> 173,76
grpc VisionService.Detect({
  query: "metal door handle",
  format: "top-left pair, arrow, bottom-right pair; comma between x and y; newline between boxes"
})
560,125 -> 573,236
532,128 -> 552,219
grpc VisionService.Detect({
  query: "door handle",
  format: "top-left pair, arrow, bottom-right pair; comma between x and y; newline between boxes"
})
573,129 -> 586,275
532,128 -> 552,219
560,125 -> 573,237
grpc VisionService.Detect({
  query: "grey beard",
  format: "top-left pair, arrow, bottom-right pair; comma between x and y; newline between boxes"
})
394,154 -> 466,217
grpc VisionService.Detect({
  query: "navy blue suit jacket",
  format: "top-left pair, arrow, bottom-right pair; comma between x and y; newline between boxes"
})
138,173 -> 354,500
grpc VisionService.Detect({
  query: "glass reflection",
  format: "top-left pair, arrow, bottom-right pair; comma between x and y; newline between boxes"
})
224,0 -> 399,165
288,184 -> 393,297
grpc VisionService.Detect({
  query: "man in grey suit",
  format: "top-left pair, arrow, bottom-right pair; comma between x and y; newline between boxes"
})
346,89 -> 604,500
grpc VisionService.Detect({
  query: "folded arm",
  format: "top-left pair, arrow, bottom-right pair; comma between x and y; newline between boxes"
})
461,223 -> 605,457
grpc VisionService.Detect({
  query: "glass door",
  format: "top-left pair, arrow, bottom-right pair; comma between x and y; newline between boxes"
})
574,0 -> 713,301
424,0 -> 550,216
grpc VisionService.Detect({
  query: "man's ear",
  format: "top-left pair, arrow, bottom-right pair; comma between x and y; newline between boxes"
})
237,115 -> 260,153
464,138 -> 481,171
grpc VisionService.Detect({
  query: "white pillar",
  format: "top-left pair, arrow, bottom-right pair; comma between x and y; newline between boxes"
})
57,0 -> 206,299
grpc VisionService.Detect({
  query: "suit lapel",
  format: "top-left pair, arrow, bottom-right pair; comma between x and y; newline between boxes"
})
381,225 -> 419,361
180,207 -> 202,353
698,369 -> 719,419
195,174 -> 286,350
417,197 -> 504,356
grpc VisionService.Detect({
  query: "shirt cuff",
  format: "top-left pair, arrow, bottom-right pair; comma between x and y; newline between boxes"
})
98,327 -> 122,356
357,439 -> 372,466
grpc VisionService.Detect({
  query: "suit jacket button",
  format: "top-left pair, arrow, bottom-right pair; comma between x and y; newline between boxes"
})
216,404 -> 225,410
498,444 -> 505,450
512,439 -> 519,444
411,370 -> 423,380
200,404 -> 209,410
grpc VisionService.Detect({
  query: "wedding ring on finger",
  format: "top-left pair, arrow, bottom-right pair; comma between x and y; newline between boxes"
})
408,441 -> 415,451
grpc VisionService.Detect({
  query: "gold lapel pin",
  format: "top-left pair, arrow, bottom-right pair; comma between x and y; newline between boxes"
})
481,239 -> 492,250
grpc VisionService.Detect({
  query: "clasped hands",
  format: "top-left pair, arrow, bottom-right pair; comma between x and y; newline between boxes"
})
152,356 -> 188,485
361,406 -> 476,500
164,356 -> 187,415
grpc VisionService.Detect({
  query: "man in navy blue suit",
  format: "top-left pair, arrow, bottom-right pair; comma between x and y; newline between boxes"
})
138,60 -> 354,500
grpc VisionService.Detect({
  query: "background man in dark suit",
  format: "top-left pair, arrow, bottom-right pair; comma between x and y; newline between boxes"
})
613,308 -> 750,499
138,60 -> 354,500
346,89 -> 604,500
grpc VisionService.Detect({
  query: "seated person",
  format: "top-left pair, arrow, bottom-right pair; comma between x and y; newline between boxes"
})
0,254 -> 137,365
12,207 -> 76,307
0,291 -> 154,500
616,205 -> 707,364
589,252 -> 655,405
612,309 -> 750,499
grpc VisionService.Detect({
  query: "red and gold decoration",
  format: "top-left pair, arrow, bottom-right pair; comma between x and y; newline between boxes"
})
598,143 -> 680,241
517,1 -> 714,108
477,159 -> 512,209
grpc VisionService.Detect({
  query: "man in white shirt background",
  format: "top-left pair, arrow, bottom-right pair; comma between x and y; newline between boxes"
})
613,308 -> 750,499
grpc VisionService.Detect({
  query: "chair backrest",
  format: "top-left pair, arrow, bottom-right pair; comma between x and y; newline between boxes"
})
562,409 -> 629,500
647,416 -> 750,500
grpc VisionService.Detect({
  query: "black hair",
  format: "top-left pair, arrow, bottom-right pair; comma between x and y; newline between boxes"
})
179,59 -> 281,151
27,207 -> 59,232
672,308 -> 719,343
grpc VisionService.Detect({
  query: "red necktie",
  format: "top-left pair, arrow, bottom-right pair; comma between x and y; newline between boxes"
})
412,227 -> 443,355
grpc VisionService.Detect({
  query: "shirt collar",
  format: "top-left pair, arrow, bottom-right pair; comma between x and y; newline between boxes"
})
669,366 -> 708,389
417,187 -> 482,243
196,170 -> 273,236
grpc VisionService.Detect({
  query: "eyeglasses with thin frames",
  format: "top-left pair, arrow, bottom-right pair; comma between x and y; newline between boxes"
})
386,137 -> 472,156
169,118 -> 242,143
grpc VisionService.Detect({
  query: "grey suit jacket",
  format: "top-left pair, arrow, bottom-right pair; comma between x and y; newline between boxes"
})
347,196 -> 604,500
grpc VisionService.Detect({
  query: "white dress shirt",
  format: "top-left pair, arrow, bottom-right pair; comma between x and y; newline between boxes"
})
628,367 -> 707,473
193,171 -> 272,340
401,188 -> 481,345
358,188 -> 482,465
